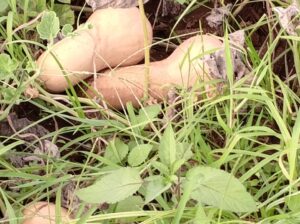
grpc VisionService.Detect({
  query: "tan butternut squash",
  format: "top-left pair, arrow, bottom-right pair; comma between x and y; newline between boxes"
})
86,35 -> 223,109
37,7 -> 152,92
22,201 -> 70,224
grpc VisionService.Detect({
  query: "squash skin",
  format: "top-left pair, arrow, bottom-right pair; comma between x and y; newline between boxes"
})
37,7 -> 153,93
86,35 -> 223,109
22,202 -> 70,224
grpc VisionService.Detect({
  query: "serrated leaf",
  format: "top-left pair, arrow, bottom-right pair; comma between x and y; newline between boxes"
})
159,125 -> 176,167
186,166 -> 257,213
142,175 -> 171,203
62,24 -> 74,36
53,4 -> 75,25
104,138 -> 129,164
0,54 -> 18,80
76,167 -> 142,204
128,144 -> 152,167
37,11 -> 60,40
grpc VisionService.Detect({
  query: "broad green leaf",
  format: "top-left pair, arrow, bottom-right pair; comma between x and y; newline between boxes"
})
142,175 -> 171,203
159,125 -> 176,167
62,24 -> 74,36
171,158 -> 185,174
286,194 -> 300,212
185,166 -> 257,213
0,54 -> 18,80
193,204 -> 211,224
128,144 -> 152,167
76,167 -> 142,204
176,143 -> 193,161
37,11 -> 60,40
104,138 -> 129,164
151,161 -> 169,175
115,196 -> 144,212
53,4 -> 75,25
136,104 -> 161,129
115,196 -> 144,223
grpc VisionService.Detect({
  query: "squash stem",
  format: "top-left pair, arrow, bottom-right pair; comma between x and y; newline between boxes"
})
138,0 -> 151,102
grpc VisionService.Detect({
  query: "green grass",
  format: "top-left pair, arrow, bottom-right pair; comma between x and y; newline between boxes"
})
1,0 -> 300,223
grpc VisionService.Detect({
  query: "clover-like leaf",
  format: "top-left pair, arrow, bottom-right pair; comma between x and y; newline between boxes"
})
0,54 -> 18,80
62,24 -> 74,36
37,11 -> 60,40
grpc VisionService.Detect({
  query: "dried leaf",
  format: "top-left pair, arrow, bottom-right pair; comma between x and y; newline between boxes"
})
36,140 -> 60,159
24,86 -> 39,99
206,4 -> 232,28
273,3 -> 300,35
0,114 -> 50,141
202,30 -> 250,98
162,0 -> 184,17
62,181 -> 81,214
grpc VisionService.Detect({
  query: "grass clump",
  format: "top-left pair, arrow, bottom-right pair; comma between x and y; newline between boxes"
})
1,0 -> 300,223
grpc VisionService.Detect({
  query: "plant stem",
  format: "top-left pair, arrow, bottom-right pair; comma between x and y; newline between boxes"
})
138,0 -> 151,102
172,177 -> 193,224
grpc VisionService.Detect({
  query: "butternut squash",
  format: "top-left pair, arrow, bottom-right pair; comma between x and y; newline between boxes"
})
86,35 -> 223,109
37,7 -> 152,92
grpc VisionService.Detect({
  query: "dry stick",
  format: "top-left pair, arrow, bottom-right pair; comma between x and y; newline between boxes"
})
138,0 -> 151,101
